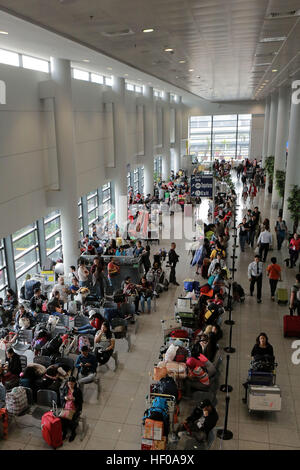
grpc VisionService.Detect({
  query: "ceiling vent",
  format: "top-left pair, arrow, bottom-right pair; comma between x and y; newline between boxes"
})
102,29 -> 135,37
266,10 -> 300,19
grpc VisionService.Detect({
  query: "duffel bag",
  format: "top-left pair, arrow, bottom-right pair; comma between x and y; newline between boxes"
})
6,386 -> 28,415
170,329 -> 189,339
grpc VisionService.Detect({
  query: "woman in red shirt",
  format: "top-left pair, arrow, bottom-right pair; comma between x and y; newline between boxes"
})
266,257 -> 282,301
289,233 -> 300,268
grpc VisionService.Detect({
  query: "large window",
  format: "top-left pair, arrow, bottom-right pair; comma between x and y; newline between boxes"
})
133,168 -> 139,193
78,198 -> 83,237
44,210 -> 62,260
0,239 -> 7,296
189,114 -> 252,161
101,182 -> 112,221
139,167 -> 144,195
87,190 -> 99,227
12,223 -> 39,290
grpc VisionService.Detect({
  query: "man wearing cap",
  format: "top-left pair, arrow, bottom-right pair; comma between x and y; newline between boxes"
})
72,310 -> 103,336
176,399 -> 218,443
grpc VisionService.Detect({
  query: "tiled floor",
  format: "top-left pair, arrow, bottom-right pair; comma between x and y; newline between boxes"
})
2,178 -> 300,450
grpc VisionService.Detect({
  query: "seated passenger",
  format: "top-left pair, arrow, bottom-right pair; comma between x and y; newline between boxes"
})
75,346 -> 98,391
52,276 -> 69,305
176,399 -> 218,443
184,357 -> 210,396
30,288 -> 47,322
59,376 -> 83,442
94,321 -> 115,365
72,310 -> 104,336
47,291 -> 66,316
0,347 -> 22,385
14,304 -> 34,331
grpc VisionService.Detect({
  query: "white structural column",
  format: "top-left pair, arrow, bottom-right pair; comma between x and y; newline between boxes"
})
162,91 -> 171,181
50,57 -> 79,273
174,96 -> 182,174
111,76 -> 128,231
267,91 -> 278,157
265,91 -> 278,197
271,86 -> 290,209
283,82 -> 300,230
143,85 -> 155,196
262,96 -> 271,166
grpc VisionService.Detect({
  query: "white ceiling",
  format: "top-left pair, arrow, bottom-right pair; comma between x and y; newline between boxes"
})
0,0 -> 300,101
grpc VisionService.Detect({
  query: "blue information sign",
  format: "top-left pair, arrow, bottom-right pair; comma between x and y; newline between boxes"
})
191,174 -> 213,197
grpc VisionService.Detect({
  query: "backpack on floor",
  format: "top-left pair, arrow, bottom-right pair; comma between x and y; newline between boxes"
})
143,397 -> 169,436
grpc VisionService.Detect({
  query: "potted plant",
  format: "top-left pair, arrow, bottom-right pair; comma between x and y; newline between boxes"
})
287,185 -> 300,233
264,156 -> 274,193
275,170 -> 286,202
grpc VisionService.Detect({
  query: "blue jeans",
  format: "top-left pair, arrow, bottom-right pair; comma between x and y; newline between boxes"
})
140,295 -> 151,313
109,276 -> 119,293
77,324 -> 96,335
79,280 -> 89,288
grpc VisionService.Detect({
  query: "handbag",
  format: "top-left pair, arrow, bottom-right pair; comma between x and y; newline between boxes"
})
254,245 -> 260,255
59,409 -> 76,420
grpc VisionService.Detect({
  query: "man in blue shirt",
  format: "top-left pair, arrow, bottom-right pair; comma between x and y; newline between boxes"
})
75,345 -> 98,391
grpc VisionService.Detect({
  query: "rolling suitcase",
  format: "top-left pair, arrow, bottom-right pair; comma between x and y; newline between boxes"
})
247,385 -> 281,412
276,288 -> 288,305
41,403 -> 63,449
248,370 -> 274,386
176,312 -> 196,328
283,314 -> 300,337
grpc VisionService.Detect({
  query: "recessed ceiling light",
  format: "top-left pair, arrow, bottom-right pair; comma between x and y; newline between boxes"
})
272,69 -> 278,72
143,28 -> 154,33
107,67 -> 112,71
255,63 -> 272,66
164,48 -> 173,52
82,59 -> 90,62
0,31 -> 8,35
179,60 -> 186,63
260,36 -> 286,42
189,69 -> 194,72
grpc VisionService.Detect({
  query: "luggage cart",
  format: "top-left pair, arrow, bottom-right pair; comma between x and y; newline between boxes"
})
141,392 -> 177,449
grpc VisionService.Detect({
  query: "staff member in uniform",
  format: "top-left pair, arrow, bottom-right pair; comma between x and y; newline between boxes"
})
248,254 -> 263,303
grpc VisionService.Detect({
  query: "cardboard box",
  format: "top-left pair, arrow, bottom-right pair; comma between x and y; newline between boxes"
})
143,419 -> 163,441
141,439 -> 152,450
152,437 -> 167,450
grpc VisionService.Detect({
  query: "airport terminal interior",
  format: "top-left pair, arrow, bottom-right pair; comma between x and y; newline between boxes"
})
1,0 -> 300,451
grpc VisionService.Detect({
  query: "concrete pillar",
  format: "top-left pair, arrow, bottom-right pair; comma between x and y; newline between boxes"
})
162,92 -> 171,181
174,96 -> 182,174
262,96 -> 271,166
50,57 -> 79,273
271,86 -> 290,209
265,91 -> 278,198
111,77 -> 128,232
267,91 -> 278,157
143,85 -> 154,196
283,82 -> 300,231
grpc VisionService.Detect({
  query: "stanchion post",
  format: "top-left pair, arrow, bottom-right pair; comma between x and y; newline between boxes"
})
220,354 -> 233,393
224,324 -> 236,353
217,396 -> 233,441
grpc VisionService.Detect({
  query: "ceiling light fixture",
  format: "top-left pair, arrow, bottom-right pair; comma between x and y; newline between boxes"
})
82,59 -> 90,62
179,60 -> 186,63
260,36 -> 286,42
272,69 -> 278,72
143,28 -> 154,33
255,63 -> 272,66
188,69 -> 194,72
107,67 -> 112,71
124,73 -> 128,77
164,48 -> 174,52
0,31 -> 8,35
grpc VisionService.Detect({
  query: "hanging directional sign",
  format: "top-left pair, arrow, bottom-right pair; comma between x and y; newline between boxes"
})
190,174 -> 213,197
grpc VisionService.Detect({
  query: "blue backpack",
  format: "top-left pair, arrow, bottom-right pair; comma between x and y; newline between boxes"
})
143,397 -> 170,435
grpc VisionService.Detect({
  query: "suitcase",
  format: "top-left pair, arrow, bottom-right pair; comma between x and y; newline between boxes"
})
176,312 -> 197,328
247,385 -> 281,411
283,314 -> 300,337
41,409 -> 63,449
276,288 -> 288,305
248,370 -> 275,386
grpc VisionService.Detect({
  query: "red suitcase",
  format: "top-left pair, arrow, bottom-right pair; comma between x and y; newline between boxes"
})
283,314 -> 300,337
41,411 -> 63,449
